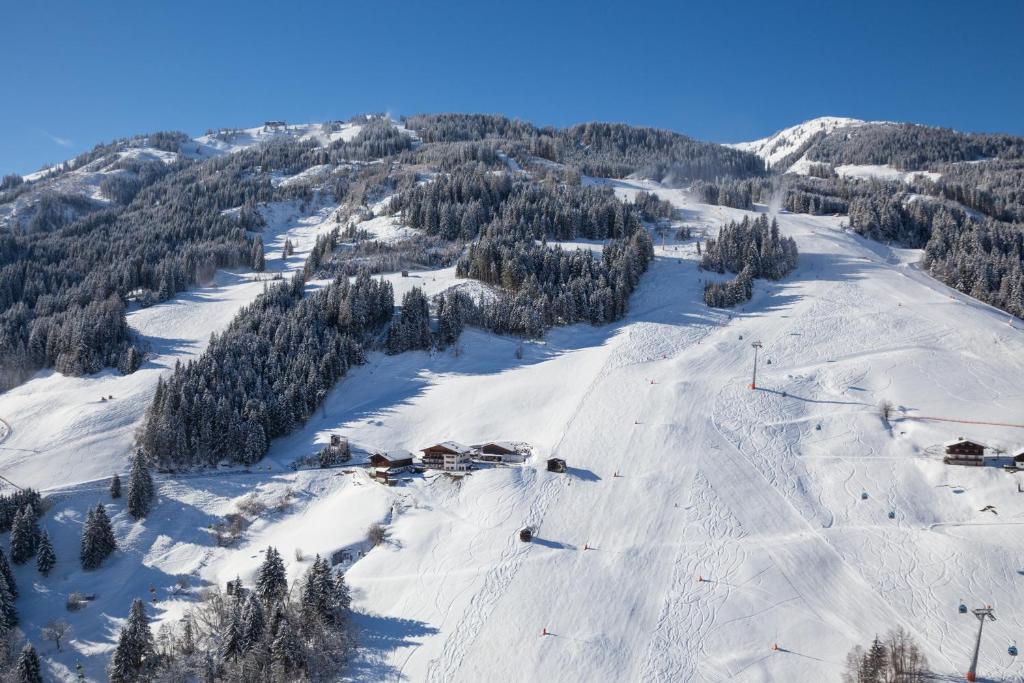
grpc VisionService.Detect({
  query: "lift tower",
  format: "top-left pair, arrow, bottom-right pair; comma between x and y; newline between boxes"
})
749,341 -> 763,390
966,606 -> 995,682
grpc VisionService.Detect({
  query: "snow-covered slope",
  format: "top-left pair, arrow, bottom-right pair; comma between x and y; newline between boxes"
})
728,116 -> 867,169
7,171 -> 1024,682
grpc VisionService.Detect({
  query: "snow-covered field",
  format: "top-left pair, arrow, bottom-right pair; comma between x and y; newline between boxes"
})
4,176 -> 1024,682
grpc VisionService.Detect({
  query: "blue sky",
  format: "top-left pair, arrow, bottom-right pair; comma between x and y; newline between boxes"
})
3,0 -> 1022,174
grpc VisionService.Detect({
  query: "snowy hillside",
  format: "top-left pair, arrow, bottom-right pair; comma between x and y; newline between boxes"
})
728,116 -> 867,170
3,112 -> 1024,683
4,169 -> 1024,681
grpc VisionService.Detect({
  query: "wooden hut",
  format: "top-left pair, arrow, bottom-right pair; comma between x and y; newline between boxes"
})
547,457 -> 567,473
519,527 -> 533,542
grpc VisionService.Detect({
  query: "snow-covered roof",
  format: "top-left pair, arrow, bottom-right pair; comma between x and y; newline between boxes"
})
422,441 -> 472,455
943,438 -> 985,448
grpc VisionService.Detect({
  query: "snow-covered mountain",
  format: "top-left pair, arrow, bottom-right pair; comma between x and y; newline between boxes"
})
728,116 -> 868,169
2,116 -> 1024,682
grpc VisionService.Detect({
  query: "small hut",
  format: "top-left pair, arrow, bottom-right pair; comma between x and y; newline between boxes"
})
1014,448 -> 1024,465
519,527 -> 533,542
547,458 -> 567,473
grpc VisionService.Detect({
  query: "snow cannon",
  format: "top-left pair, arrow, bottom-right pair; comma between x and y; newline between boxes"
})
1009,644 -> 1018,657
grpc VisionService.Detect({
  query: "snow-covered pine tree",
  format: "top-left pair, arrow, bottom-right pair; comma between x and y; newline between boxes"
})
0,573 -> 17,629
126,449 -> 155,519
239,593 -> 265,653
80,503 -> 117,570
220,595 -> 244,662
108,598 -> 154,683
110,473 -> 122,499
271,617 -> 304,678
0,549 -> 15,598
35,531 -> 55,577
9,505 -> 40,564
252,238 -> 266,272
15,644 -> 42,683
255,547 -> 287,604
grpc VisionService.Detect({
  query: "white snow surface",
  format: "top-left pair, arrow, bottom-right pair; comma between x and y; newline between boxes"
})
4,178 -> 1024,682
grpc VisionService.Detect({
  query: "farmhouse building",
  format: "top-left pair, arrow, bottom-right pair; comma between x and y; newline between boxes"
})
421,442 -> 473,472
369,450 -> 414,486
943,438 -> 986,466
475,442 -> 525,463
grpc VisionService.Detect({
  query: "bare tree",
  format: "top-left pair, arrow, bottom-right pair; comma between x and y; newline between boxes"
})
42,618 -> 71,652
878,399 -> 894,424
367,523 -> 387,547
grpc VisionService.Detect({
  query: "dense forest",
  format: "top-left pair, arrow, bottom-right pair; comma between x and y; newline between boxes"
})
701,215 -> 799,308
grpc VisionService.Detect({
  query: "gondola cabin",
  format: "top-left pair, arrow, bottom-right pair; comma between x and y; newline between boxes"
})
547,458 -> 567,473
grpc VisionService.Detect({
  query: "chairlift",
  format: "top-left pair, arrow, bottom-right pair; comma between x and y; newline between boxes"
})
861,491 -> 868,500
888,510 -> 895,519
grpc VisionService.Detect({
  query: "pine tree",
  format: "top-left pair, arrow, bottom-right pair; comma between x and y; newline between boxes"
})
110,473 -> 122,499
220,597 -> 243,662
16,644 -> 42,683
0,548 -> 16,597
126,449 -> 155,520
35,530 -> 55,576
80,503 -> 117,570
252,238 -> 265,272
271,617 -> 304,678
255,547 -> 287,604
239,593 -> 265,653
0,573 -> 17,629
108,598 -> 154,683
301,555 -> 349,627
10,505 -> 40,564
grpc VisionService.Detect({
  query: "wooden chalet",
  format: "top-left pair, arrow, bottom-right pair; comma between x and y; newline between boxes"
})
547,457 -> 567,473
369,450 -> 414,486
369,451 -> 414,469
421,442 -> 472,472
475,441 -> 523,463
943,438 -> 986,466
1014,448 -> 1024,465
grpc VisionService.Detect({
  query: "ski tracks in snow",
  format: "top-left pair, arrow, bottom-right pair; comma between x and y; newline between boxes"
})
638,472 -> 747,682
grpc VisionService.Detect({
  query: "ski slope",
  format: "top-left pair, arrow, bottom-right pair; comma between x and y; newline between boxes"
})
5,177 -> 1024,681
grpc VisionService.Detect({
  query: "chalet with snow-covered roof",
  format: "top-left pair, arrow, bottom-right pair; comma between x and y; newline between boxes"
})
369,450 -> 414,486
421,442 -> 472,472
1013,448 -> 1024,465
943,438 -> 986,466
369,451 -> 414,469
475,441 -> 525,463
